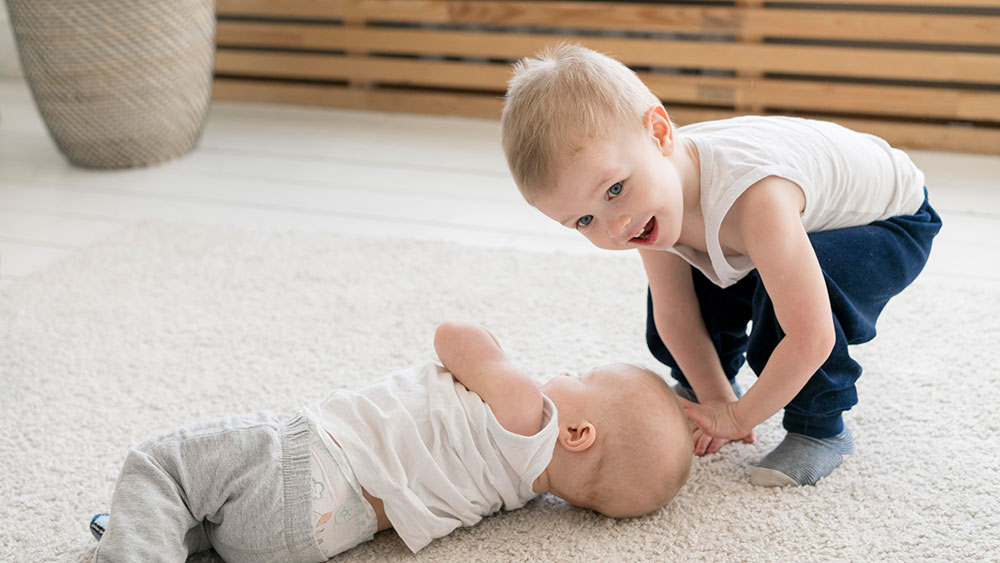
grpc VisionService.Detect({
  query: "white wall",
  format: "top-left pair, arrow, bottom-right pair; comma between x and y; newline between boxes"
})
1,3 -> 23,78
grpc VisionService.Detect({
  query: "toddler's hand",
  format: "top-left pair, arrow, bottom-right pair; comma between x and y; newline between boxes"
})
689,424 -> 755,456
680,397 -> 756,444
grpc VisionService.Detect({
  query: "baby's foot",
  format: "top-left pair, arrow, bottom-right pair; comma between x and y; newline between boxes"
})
90,513 -> 109,541
672,380 -> 743,403
751,427 -> 855,487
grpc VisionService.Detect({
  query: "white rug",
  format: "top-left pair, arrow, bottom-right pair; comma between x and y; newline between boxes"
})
2,222 -> 998,562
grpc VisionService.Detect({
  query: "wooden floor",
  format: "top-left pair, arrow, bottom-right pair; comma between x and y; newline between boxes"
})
2,78 -> 999,292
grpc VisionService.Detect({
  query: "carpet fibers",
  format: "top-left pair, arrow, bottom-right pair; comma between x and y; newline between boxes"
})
2,222 -> 998,562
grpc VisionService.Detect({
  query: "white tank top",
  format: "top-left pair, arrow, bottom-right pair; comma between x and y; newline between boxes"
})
672,116 -> 926,287
305,362 -> 558,553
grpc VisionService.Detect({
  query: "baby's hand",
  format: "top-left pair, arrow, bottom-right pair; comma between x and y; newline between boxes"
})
680,398 -> 757,447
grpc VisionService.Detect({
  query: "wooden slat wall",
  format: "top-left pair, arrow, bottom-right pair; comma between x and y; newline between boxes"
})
213,0 -> 1000,154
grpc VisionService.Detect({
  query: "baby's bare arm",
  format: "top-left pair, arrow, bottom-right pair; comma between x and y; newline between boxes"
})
433,321 -> 545,436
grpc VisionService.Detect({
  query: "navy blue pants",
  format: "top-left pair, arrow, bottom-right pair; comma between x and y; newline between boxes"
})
646,191 -> 942,438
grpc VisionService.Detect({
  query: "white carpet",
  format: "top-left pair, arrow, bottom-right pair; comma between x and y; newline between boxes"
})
2,222 -> 998,562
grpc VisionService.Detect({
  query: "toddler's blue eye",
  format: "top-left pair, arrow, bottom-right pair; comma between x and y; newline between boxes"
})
577,215 -> 593,228
607,182 -> 623,197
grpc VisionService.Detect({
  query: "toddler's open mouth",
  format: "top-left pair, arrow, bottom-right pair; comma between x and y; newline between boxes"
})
632,217 -> 657,244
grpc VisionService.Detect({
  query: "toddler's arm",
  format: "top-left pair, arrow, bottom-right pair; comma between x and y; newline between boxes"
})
642,249 -> 754,454
641,249 -> 737,403
434,321 -> 545,437
683,177 -> 836,439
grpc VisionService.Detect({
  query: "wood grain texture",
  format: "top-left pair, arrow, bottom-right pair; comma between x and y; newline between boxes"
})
213,0 -> 1000,155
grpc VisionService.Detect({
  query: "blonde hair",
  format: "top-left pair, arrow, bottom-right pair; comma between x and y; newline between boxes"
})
582,365 -> 693,518
501,43 -> 662,204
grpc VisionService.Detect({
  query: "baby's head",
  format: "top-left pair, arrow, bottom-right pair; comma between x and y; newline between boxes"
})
501,42 -> 663,205
540,363 -> 693,518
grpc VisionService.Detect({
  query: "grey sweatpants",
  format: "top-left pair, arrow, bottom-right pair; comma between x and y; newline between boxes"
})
93,411 -> 327,563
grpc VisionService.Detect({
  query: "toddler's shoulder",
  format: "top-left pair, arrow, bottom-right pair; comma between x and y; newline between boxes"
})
680,115 -> 836,138
684,115 -> 876,162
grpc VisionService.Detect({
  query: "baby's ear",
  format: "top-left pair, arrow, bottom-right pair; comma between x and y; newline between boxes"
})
558,422 -> 597,452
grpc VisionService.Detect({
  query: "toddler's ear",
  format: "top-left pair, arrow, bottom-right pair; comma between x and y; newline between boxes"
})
644,105 -> 675,156
559,422 -> 597,452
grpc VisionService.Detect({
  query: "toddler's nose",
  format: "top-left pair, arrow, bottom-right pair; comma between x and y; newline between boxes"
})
608,214 -> 632,239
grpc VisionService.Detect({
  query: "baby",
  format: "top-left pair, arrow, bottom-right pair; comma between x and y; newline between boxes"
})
89,320 -> 692,562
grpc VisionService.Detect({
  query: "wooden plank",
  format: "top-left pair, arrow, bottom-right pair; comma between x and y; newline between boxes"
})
344,2 -> 735,31
216,25 -> 1000,85
751,80 -> 1000,123
773,0 -> 1000,7
213,78 -> 502,117
442,3 -> 1000,47
641,74 -> 1000,122
746,10 -> 1000,45
216,0 -> 347,19
217,2 -> 1000,46
215,51 -> 509,90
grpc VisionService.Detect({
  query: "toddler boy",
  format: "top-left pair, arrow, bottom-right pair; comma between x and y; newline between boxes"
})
89,320 -> 692,561
501,43 -> 941,487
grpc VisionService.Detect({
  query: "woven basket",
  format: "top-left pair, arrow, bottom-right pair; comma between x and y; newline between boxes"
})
6,0 -> 215,169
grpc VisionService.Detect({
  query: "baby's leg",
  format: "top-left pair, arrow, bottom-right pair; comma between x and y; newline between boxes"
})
93,442 -> 212,561
94,412 -> 326,563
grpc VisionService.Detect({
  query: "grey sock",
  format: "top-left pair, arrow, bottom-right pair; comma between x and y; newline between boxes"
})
673,380 -> 743,403
751,426 -> 855,487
